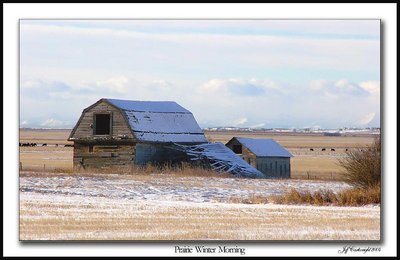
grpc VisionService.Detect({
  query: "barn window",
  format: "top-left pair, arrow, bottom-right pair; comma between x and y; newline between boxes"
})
94,114 -> 111,135
233,145 -> 242,154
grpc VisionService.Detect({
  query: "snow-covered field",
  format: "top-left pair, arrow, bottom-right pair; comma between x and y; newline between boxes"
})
19,172 -> 380,240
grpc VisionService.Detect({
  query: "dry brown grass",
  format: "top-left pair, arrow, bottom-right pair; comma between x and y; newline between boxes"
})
20,193 -> 380,240
19,163 -> 232,180
224,185 -> 381,207
205,130 -> 375,148
270,185 -> 380,207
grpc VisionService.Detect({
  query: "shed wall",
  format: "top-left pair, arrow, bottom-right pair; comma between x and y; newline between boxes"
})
256,157 -> 290,178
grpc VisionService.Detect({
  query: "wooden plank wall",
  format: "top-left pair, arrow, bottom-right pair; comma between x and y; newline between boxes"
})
73,143 -> 135,168
72,101 -> 134,139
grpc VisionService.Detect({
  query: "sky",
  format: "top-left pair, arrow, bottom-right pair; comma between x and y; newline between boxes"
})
19,20 -> 380,129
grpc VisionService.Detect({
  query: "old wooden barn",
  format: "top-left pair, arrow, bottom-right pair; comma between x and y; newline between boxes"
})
225,137 -> 293,178
68,98 -> 208,169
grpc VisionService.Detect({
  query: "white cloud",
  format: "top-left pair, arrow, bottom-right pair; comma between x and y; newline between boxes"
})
232,117 -> 248,126
309,79 -> 370,97
309,79 -> 327,91
360,81 -> 380,95
95,76 -> 129,94
199,78 -> 280,96
40,118 -> 69,128
20,22 -> 379,74
356,112 -> 376,125
19,20 -> 380,129
20,76 -> 381,129
250,123 -> 265,128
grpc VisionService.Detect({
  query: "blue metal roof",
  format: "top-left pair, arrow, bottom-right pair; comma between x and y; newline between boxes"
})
105,99 -> 207,143
234,137 -> 293,157
107,99 -> 190,113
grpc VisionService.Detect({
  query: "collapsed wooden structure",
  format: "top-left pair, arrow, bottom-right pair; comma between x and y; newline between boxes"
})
172,142 -> 264,178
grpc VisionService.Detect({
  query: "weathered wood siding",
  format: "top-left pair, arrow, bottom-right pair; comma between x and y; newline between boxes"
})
256,157 -> 290,178
73,143 -> 136,169
71,101 -> 134,140
226,138 -> 257,167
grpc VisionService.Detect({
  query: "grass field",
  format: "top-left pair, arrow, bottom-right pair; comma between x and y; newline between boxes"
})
18,129 -> 380,240
19,171 -> 379,240
19,129 -> 375,180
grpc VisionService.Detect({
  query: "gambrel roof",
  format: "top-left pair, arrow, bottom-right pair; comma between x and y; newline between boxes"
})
69,98 -> 207,143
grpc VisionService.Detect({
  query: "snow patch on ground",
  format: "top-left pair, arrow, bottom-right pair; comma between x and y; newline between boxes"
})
20,174 -> 351,204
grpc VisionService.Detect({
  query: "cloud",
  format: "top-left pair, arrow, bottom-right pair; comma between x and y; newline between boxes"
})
356,112 -> 376,125
21,79 -> 72,99
232,117 -> 248,126
250,123 -> 266,128
20,21 -> 380,77
40,118 -> 69,128
334,79 -> 370,96
21,76 -> 131,101
199,78 -> 280,96
359,81 -> 380,95
19,76 -> 380,129
309,79 -> 370,97
19,20 -> 380,129
95,76 -> 129,94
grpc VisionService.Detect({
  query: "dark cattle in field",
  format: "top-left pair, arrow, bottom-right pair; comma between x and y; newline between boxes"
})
331,148 -> 335,151
321,148 -> 326,151
55,144 -> 58,147
345,148 -> 348,152
42,143 -> 47,146
310,148 -> 314,151
64,144 -> 74,147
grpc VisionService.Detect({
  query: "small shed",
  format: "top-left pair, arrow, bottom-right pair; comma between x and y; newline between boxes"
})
225,137 -> 293,178
68,98 -> 207,169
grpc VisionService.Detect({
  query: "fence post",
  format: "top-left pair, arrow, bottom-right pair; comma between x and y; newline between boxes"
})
19,162 -> 22,171
307,172 -> 310,179
44,164 -> 46,171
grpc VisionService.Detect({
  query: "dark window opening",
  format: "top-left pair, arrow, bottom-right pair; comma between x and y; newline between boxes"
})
95,114 -> 111,135
233,145 -> 242,154
89,145 -> 93,153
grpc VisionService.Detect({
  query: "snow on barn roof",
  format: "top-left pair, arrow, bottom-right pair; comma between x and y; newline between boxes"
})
107,99 -> 190,113
233,137 -> 293,157
106,99 -> 207,143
